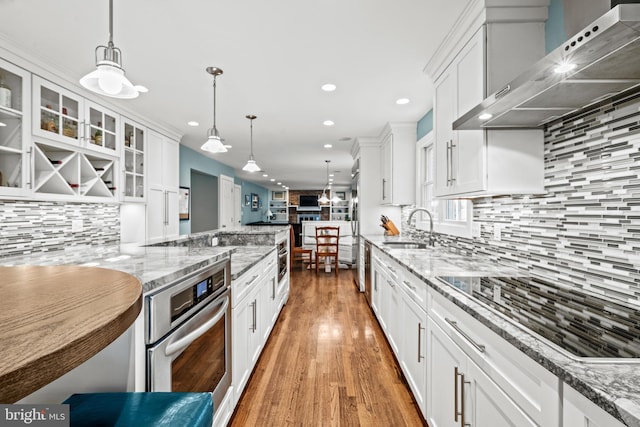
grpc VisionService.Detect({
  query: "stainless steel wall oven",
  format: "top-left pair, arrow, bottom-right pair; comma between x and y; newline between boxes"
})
146,258 -> 231,410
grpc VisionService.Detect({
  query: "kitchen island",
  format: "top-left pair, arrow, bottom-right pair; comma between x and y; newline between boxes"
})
0,225 -> 289,411
363,234 -> 640,427
0,266 -> 142,403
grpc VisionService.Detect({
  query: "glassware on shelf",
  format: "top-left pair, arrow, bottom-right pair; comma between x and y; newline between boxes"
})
0,75 -> 11,109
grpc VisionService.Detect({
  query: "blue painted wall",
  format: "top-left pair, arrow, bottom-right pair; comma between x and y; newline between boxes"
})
417,109 -> 433,140
178,145 -> 268,233
240,181 -> 270,224
546,0 -> 567,53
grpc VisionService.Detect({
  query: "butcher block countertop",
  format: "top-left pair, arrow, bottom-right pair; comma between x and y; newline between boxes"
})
0,265 -> 142,403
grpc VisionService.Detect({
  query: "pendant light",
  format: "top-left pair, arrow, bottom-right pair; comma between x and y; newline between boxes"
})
242,115 -> 261,172
201,67 -> 228,153
79,0 -> 140,99
318,160 -> 331,204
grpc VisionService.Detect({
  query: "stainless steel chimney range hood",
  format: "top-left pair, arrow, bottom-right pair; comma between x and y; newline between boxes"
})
454,4 -> 640,130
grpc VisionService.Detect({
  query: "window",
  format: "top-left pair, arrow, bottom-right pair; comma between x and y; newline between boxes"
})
416,133 -> 473,238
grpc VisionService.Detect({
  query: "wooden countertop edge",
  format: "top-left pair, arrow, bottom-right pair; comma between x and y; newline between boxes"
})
0,266 -> 143,403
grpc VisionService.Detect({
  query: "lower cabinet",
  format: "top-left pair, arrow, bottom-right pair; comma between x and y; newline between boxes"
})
231,252 -> 279,407
563,384 -> 625,427
427,319 -> 536,427
400,288 -> 427,418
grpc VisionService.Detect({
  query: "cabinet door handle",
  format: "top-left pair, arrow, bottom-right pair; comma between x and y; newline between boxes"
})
251,300 -> 257,332
417,322 -> 424,362
454,366 -> 459,422
28,147 -> 33,189
382,178 -> 386,200
450,141 -> 456,184
446,140 -> 452,186
446,318 -> 485,353
272,279 -> 276,300
164,191 -> 168,225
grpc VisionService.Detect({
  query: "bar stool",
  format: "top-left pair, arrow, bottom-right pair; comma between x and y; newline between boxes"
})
315,226 -> 340,276
63,392 -> 213,427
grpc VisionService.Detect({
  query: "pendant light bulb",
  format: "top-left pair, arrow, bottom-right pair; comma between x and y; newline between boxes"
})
243,115 -> 261,172
201,67 -> 227,153
79,0 -> 140,99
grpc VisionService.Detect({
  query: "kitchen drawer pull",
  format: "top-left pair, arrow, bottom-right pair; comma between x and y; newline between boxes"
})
445,318 -> 486,353
403,280 -> 416,291
246,274 -> 260,287
454,366 -> 459,422
386,279 -> 395,288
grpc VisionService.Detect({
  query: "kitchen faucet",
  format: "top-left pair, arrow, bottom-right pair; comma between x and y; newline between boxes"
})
407,208 -> 435,246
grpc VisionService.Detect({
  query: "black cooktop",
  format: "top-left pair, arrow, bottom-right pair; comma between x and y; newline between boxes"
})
439,276 -> 640,359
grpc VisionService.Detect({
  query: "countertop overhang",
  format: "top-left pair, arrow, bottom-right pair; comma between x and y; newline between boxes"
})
0,265 -> 142,403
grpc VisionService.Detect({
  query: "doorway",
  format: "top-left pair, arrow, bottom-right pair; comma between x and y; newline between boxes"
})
190,169 -> 219,233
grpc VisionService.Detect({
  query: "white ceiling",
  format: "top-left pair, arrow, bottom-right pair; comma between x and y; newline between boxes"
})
0,0 -> 468,190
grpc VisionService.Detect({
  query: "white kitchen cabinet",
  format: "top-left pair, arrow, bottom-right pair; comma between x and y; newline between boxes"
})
430,17 -> 545,198
370,250 -> 383,317
400,282 -> 427,418
0,58 -> 30,198
427,319 -> 536,427
146,130 -> 179,243
32,76 -> 119,156
428,285 -> 560,427
379,122 -> 416,205
121,118 -> 145,202
232,251 -> 282,407
563,383 -> 625,427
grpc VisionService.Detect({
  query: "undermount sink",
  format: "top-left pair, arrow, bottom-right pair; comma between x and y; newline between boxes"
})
382,241 -> 430,249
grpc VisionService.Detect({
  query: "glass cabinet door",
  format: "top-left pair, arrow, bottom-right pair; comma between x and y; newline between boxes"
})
33,75 -> 82,145
122,118 -> 145,201
86,100 -> 118,154
0,59 -> 30,197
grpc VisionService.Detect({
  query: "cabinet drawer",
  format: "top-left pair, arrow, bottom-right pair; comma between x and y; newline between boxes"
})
399,270 -> 427,308
429,288 -> 560,427
232,256 -> 274,308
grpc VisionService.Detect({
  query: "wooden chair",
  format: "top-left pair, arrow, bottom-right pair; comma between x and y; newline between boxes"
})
290,226 -> 312,270
314,226 -> 340,276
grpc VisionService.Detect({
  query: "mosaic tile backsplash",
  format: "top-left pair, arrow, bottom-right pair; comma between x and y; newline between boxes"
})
0,200 -> 120,258
405,90 -> 640,304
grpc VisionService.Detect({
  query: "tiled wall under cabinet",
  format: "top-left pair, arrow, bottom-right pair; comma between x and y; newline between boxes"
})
0,200 -> 120,258
405,90 -> 640,304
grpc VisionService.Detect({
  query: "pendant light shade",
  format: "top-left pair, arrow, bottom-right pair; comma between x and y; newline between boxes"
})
242,115 -> 261,172
318,160 -> 331,203
201,67 -> 228,153
79,0 -> 140,99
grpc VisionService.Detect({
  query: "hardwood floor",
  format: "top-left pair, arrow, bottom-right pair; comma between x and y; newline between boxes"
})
229,267 -> 426,427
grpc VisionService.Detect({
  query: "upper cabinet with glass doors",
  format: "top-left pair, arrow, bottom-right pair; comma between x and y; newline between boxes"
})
32,76 -> 119,156
122,118 -> 145,202
0,59 -> 30,198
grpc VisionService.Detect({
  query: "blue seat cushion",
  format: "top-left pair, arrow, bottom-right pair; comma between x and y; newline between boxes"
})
63,392 -> 213,427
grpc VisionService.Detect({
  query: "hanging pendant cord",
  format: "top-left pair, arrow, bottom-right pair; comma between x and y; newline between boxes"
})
212,75 -> 217,133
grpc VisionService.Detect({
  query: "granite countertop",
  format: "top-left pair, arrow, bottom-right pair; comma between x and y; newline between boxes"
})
0,244 -> 275,295
363,234 -> 640,427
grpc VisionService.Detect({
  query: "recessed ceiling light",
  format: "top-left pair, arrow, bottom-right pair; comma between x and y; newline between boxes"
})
554,62 -> 577,74
396,98 -> 410,105
324,144 -> 332,148
134,85 -> 149,93
323,120 -> 334,126
270,178 -> 275,182
224,144 -> 232,149
263,173 -> 268,177
187,121 -> 199,126
478,113 -> 493,121
0,122 -> 6,127
277,182 -> 282,185
329,173 -> 334,177
321,83 -> 336,92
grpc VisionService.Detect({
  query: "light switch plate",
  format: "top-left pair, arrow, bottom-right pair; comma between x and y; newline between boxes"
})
71,219 -> 83,233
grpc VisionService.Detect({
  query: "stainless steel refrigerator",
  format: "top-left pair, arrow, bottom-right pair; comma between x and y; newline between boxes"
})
350,159 -> 361,291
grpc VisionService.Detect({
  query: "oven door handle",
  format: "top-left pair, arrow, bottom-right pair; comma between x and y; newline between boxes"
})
165,296 -> 229,358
